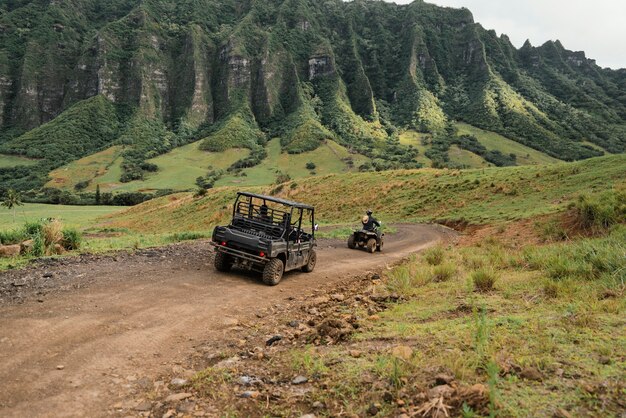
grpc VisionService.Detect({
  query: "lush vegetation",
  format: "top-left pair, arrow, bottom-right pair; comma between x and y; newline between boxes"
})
102,154 -> 625,233
285,226 -> 624,416
0,0 -> 623,196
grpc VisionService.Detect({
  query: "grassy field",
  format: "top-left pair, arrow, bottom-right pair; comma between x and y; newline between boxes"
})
448,144 -> 489,168
456,123 -> 561,165
0,153 -> 38,168
197,225 -> 624,416
46,146 -> 125,189
44,139 -> 369,192
0,203 -> 125,230
104,144 -> 249,192
398,130 -> 434,167
103,154 -> 625,233
215,139 -> 370,187
46,142 -> 250,192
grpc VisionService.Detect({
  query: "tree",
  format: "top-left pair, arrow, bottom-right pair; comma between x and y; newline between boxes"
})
2,189 -> 23,222
95,184 -> 101,205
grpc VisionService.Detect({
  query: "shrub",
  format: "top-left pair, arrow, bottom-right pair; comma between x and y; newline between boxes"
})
275,172 -> 291,184
573,191 -> 625,232
471,268 -> 498,292
540,219 -> 569,242
42,220 -> 63,253
0,229 -> 25,245
431,262 -> 456,282
306,162 -> 316,170
423,246 -> 444,265
61,228 -> 82,250
74,180 -> 90,191
194,188 -> 208,198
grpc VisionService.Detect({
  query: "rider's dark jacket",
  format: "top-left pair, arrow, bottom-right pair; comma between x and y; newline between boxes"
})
363,216 -> 380,231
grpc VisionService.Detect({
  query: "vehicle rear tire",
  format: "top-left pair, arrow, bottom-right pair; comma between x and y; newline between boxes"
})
366,238 -> 377,253
302,250 -> 317,273
347,234 -> 357,249
263,258 -> 284,286
214,252 -> 233,272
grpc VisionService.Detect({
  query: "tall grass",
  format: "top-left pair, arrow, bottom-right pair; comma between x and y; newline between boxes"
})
524,225 -> 625,287
423,245 -> 445,265
386,263 -> 433,296
572,191 -> 625,232
0,219 -> 83,256
471,268 -> 498,292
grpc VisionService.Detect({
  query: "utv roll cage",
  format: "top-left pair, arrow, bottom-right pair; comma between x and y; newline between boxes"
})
231,192 -> 316,243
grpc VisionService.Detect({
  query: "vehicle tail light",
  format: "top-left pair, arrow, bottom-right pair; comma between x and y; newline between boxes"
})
221,241 -> 227,246
259,251 -> 265,257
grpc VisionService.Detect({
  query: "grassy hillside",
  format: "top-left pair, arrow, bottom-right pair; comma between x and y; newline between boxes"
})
94,144 -> 249,193
46,146 -> 126,190
0,154 -> 37,168
215,139 -> 370,187
448,145 -> 489,168
1,0 -> 623,195
399,125 -> 559,169
46,138 -> 369,193
101,154 -> 625,233
456,123 -> 561,165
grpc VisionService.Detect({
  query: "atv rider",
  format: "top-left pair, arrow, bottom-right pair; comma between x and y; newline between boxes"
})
362,210 -> 382,240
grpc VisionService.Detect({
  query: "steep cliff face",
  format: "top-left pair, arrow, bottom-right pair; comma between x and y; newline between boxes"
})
0,0 -> 624,190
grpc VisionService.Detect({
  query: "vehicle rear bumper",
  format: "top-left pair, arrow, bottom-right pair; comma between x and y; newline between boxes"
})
211,242 -> 268,264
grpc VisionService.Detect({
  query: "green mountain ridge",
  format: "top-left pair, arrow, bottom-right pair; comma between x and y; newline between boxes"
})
0,0 -> 624,192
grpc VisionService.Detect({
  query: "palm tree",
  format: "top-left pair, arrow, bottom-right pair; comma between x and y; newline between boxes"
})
2,189 -> 23,223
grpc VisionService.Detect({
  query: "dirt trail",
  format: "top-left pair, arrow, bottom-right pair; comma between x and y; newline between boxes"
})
0,224 -> 452,417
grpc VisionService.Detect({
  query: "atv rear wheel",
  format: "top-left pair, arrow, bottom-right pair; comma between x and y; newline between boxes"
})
263,258 -> 284,286
302,250 -> 317,273
347,234 -> 357,249
214,252 -> 233,272
366,238 -> 377,253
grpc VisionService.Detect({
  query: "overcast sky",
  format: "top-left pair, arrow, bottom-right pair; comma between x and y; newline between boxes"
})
382,0 -> 626,69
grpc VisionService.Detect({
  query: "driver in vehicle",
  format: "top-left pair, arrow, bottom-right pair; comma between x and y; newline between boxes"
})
362,210 -> 381,239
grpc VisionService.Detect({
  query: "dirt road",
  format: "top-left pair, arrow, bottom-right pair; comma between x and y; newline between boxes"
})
0,224 -> 452,417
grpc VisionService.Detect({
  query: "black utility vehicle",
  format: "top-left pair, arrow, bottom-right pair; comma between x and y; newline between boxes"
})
211,192 -> 317,285
347,227 -> 384,253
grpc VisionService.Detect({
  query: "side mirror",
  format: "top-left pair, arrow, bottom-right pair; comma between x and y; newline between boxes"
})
314,224 -> 319,231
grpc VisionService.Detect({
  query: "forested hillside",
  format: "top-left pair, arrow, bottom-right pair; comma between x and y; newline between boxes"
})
0,0 -> 624,193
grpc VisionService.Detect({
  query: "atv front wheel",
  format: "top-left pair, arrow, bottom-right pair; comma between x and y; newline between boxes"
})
263,258 -> 284,286
377,238 -> 384,252
302,250 -> 317,273
366,238 -> 377,253
347,234 -> 357,249
214,252 -> 233,272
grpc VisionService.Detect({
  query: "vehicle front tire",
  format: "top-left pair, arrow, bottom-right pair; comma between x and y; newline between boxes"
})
302,250 -> 317,273
377,238 -> 384,252
366,238 -> 377,253
347,234 -> 357,249
263,258 -> 284,286
214,252 -> 233,272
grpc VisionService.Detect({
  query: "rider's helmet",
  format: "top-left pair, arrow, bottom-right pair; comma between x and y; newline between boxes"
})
362,215 -> 369,224
366,209 -> 373,216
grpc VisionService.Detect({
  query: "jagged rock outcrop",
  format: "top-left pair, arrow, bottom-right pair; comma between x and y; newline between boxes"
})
0,0 -> 624,191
